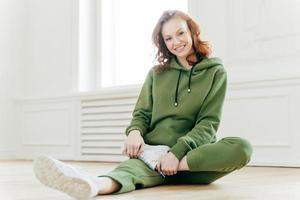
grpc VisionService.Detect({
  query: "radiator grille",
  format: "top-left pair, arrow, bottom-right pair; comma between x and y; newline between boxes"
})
80,97 -> 136,162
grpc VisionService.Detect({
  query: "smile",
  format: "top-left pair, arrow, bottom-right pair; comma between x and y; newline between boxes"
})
174,45 -> 186,52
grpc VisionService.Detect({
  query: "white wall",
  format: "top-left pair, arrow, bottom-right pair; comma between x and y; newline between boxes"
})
191,0 -> 300,81
0,0 -> 23,158
21,0 -> 78,97
191,0 -> 300,166
0,0 -> 78,158
1,0 -> 300,166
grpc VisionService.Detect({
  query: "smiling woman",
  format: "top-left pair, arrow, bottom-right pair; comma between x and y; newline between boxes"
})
100,0 -> 188,88
152,10 -> 211,74
162,18 -> 194,67
33,9 -> 253,199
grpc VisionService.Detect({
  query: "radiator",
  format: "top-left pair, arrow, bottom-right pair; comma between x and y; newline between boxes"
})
80,95 -> 137,162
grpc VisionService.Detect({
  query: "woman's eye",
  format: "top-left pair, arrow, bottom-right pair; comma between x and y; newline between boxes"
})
179,31 -> 185,35
165,38 -> 171,41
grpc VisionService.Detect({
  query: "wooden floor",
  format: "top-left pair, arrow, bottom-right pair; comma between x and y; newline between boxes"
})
1,160 -> 300,200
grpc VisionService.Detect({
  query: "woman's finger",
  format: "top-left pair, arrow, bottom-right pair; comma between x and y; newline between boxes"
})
137,143 -> 144,157
126,144 -> 132,157
129,144 -> 135,158
133,144 -> 140,158
156,161 -> 162,174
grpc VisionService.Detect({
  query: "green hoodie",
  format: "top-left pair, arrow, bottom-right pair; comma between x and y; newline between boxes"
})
125,56 -> 227,161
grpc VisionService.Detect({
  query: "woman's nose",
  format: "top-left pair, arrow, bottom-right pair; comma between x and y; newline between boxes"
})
173,38 -> 181,45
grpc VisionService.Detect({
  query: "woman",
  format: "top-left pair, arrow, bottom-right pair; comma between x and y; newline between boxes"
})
33,10 -> 253,199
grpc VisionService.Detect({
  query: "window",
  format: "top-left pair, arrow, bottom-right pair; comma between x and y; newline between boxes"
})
100,0 -> 188,88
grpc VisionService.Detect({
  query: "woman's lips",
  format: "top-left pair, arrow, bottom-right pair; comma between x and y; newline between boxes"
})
174,45 -> 186,52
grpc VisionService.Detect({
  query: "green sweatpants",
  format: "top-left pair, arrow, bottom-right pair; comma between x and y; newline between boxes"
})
98,137 -> 253,194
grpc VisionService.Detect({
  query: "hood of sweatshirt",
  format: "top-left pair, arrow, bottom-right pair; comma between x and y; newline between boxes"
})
169,56 -> 223,107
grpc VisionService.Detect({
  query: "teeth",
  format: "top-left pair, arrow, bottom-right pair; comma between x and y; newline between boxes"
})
175,45 -> 185,51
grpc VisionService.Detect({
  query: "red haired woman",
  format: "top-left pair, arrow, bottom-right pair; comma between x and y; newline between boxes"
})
33,10 -> 252,199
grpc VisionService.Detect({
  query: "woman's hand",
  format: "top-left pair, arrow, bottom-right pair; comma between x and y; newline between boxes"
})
156,152 -> 179,176
122,130 -> 145,158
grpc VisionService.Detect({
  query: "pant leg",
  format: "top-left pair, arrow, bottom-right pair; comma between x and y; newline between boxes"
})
187,137 -> 253,172
163,171 -> 232,185
98,158 -> 164,194
164,137 -> 253,185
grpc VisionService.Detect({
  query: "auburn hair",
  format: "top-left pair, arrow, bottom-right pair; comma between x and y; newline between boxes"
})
152,10 -> 211,74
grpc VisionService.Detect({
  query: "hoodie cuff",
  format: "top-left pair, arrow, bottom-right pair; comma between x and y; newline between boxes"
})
125,126 -> 144,137
169,140 -> 190,161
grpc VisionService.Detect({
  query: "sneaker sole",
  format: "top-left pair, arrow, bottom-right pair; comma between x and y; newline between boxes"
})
33,155 -> 92,200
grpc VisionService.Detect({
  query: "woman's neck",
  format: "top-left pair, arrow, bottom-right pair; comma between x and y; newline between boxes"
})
177,57 -> 192,69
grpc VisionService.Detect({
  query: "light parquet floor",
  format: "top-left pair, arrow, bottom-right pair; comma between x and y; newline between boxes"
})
0,160 -> 299,200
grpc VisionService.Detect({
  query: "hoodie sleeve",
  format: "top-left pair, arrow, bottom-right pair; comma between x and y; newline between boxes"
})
125,68 -> 153,136
169,68 -> 227,160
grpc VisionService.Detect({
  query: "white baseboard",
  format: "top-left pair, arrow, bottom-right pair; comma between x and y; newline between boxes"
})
0,150 -> 16,160
249,160 -> 300,168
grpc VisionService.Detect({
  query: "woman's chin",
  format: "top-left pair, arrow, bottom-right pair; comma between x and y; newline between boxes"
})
174,52 -> 189,59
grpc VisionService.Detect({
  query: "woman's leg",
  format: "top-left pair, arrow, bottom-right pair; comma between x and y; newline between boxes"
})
164,137 -> 253,185
33,155 -> 122,199
98,158 -> 165,194
34,155 -> 165,197
178,156 -> 189,171
96,177 -> 121,194
99,137 -> 253,190
186,137 -> 252,172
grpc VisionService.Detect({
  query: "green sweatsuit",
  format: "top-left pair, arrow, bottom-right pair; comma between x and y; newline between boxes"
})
98,56 -> 253,194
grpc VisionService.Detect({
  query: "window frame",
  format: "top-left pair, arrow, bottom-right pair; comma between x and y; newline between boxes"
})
95,0 -> 195,90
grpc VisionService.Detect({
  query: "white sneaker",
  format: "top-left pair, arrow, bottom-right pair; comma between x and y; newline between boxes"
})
138,144 -> 170,177
33,155 -> 100,200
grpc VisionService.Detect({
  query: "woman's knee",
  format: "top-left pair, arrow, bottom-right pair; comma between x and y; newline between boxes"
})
233,137 -> 253,163
222,137 -> 253,163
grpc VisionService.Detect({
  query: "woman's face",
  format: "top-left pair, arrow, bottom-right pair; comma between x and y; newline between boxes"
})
161,17 -> 193,59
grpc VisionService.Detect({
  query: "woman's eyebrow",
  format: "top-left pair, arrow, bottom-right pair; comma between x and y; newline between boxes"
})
163,28 -> 184,37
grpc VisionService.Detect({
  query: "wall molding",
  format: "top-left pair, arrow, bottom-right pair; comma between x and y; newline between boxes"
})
10,77 -> 300,166
0,150 -> 16,160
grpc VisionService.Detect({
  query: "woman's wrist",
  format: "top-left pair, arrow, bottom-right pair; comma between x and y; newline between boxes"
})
129,129 -> 142,136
